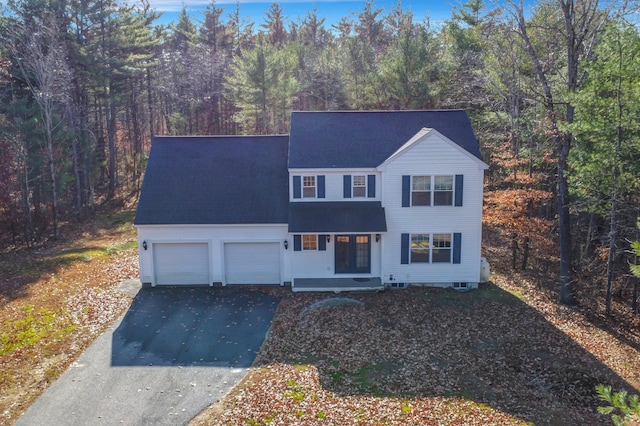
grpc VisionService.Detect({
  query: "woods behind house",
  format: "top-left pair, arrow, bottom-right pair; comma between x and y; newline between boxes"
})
0,0 -> 639,313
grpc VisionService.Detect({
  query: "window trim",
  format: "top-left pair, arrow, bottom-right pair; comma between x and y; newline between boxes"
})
410,175 -> 456,206
409,233 -> 452,264
352,175 -> 367,198
410,234 -> 430,263
302,176 -> 316,198
433,176 -> 454,206
302,234 -> 317,250
431,233 -> 452,263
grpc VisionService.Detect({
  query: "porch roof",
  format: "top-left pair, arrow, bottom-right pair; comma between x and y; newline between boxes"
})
288,201 -> 387,233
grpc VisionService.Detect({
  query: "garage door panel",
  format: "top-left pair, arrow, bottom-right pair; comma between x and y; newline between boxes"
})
225,243 -> 280,284
154,243 -> 209,285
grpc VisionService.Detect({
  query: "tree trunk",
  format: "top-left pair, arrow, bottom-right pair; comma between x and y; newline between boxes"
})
557,133 -> 574,305
633,272 -> 638,315
522,236 -> 530,270
107,82 -> 117,199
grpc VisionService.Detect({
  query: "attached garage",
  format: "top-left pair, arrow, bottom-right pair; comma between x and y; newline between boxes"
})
153,242 -> 210,285
224,242 -> 281,285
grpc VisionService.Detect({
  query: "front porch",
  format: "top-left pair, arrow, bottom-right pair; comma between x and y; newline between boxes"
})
292,277 -> 384,293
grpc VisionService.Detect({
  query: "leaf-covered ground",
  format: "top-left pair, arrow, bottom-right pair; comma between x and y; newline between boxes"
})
192,233 -> 640,425
0,211 -> 139,424
1,212 -> 639,425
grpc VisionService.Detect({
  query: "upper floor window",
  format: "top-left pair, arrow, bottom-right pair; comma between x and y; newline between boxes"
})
303,176 -> 316,198
344,174 -> 375,199
353,175 -> 366,197
412,176 -> 431,205
410,175 -> 455,206
434,176 -> 453,205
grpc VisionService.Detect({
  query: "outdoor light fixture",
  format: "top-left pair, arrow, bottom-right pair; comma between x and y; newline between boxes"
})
142,240 -> 148,250
326,235 -> 331,243
376,234 -> 381,242
284,239 -> 288,250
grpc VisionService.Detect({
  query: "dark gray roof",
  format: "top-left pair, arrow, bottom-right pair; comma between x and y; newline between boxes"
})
288,202 -> 387,233
134,136 -> 289,225
288,110 -> 482,168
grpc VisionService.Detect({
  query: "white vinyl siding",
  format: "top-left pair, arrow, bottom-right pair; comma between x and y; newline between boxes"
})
380,130 -> 487,286
290,170 -> 379,202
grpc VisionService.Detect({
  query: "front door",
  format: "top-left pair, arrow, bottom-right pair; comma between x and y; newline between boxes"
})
335,235 -> 371,273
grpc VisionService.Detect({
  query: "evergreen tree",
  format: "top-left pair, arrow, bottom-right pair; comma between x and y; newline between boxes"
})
568,22 -> 640,314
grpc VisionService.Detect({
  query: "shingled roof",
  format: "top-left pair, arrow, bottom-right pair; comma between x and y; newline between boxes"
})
288,110 -> 482,169
134,136 -> 289,225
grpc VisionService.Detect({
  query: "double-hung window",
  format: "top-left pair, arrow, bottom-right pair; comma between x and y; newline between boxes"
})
353,175 -> 366,197
433,176 -> 453,205
303,176 -> 316,198
411,176 -> 431,206
410,234 -> 430,263
432,234 -> 452,262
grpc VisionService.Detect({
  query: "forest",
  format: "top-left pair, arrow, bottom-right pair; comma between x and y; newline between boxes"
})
0,0 -> 639,315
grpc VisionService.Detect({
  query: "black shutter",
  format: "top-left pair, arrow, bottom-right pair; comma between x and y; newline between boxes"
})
318,175 -> 326,198
402,176 -> 410,207
455,175 -> 463,206
367,174 -> 375,198
401,233 -> 410,264
343,175 -> 352,198
293,176 -> 301,199
294,235 -> 301,251
319,235 -> 327,251
453,233 -> 461,264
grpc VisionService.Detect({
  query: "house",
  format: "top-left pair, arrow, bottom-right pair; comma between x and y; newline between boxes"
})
134,110 -> 489,291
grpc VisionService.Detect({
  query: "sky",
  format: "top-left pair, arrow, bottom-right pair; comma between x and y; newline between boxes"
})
147,0 -> 462,28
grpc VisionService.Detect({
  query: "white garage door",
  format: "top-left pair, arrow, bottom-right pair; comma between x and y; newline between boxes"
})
153,243 -> 210,285
224,242 -> 281,284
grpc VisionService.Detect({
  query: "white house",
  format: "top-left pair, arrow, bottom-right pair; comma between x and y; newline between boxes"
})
134,110 -> 489,291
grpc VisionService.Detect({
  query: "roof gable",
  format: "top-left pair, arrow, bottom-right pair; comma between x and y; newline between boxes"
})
379,128 -> 489,170
134,136 -> 289,225
288,110 -> 483,169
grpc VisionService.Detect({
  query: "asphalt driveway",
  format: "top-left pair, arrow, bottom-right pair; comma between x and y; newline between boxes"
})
15,282 -> 281,426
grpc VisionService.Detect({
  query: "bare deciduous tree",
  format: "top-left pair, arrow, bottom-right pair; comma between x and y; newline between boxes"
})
13,13 -> 72,240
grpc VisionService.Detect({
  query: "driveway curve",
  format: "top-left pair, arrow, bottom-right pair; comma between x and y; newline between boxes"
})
15,283 -> 281,426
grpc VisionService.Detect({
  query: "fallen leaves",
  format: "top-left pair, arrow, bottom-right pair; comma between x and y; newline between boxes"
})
195,275 -> 639,425
0,213 -> 139,424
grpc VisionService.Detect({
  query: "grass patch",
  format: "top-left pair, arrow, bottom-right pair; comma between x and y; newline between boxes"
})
0,305 -> 77,356
108,240 -> 138,253
426,284 -> 522,308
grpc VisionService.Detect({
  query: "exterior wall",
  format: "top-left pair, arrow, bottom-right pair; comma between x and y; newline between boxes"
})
289,169 -> 379,202
379,131 -> 487,286
135,224 -> 289,285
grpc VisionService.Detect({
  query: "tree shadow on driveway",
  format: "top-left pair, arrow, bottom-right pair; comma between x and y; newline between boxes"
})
112,286 -> 281,367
